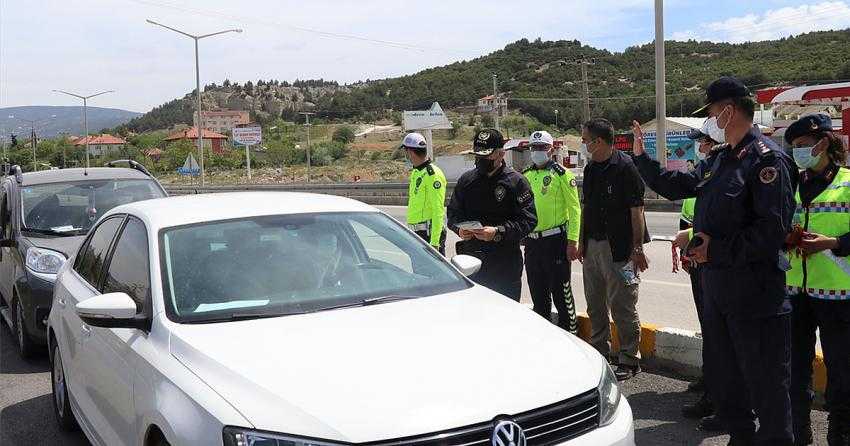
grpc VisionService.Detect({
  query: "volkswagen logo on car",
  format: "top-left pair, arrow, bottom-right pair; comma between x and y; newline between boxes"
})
491,420 -> 526,446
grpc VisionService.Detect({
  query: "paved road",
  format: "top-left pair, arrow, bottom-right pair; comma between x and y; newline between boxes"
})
379,207 -> 699,331
0,324 -> 827,445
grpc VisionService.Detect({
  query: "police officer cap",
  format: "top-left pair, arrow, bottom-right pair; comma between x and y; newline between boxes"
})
472,128 -> 505,156
529,130 -> 554,147
785,114 -> 833,144
692,76 -> 751,117
401,132 -> 427,150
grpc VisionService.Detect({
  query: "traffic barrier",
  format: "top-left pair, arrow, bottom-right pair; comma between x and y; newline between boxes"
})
163,182 -> 683,211
574,313 -> 827,395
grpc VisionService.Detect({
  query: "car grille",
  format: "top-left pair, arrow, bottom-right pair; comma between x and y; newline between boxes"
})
371,389 -> 599,446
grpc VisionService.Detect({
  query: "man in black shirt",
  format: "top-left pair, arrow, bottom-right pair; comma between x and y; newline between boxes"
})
447,129 -> 537,301
579,118 -> 649,381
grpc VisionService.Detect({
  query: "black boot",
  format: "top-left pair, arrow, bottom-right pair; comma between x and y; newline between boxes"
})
687,376 -> 705,393
614,364 -> 640,381
699,414 -> 723,432
727,432 -> 755,446
682,394 -> 713,419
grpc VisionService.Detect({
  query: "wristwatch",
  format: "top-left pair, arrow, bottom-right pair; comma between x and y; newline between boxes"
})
493,226 -> 505,243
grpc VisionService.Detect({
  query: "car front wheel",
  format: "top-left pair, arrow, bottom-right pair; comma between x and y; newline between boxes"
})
51,343 -> 79,432
14,299 -> 37,359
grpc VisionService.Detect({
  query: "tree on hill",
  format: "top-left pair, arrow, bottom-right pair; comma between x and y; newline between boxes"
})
332,126 -> 356,144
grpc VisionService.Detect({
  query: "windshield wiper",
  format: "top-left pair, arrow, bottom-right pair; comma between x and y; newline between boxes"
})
21,227 -> 81,237
362,294 -> 420,305
185,310 -> 308,324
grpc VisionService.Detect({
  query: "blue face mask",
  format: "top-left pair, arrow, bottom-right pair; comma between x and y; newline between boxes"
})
792,146 -> 822,170
530,150 -> 550,167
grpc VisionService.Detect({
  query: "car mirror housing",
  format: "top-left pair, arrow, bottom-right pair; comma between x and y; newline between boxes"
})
75,292 -> 145,329
451,254 -> 482,277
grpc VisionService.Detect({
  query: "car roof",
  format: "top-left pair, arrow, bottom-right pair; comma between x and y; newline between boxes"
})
107,192 -> 380,230
20,167 -> 152,186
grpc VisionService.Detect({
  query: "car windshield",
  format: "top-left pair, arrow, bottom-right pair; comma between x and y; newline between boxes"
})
20,179 -> 164,235
160,212 -> 470,323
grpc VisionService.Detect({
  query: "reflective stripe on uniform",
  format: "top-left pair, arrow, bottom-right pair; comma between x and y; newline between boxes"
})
409,222 -> 429,231
787,285 -> 850,300
527,225 -> 566,239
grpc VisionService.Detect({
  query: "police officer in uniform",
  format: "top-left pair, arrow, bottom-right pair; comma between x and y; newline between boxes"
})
784,114 -> 850,446
447,129 -> 537,300
402,132 -> 448,254
633,77 -> 797,445
523,130 -> 581,332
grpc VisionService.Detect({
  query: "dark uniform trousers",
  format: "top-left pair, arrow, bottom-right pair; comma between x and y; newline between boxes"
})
790,294 -> 850,433
701,270 -> 793,444
460,242 -> 523,301
415,230 -> 447,255
635,129 -> 797,445
525,232 -> 577,332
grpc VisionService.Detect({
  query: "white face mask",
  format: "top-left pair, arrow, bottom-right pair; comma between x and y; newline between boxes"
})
530,150 -> 550,167
696,150 -> 707,161
580,143 -> 590,158
792,146 -> 822,170
703,117 -> 726,144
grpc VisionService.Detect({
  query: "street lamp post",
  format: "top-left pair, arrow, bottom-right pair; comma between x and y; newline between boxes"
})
53,90 -> 114,168
654,0 -> 667,166
554,109 -> 559,129
146,19 -> 242,187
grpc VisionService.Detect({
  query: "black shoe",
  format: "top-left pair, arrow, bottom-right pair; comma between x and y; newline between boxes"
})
614,364 -> 640,381
687,377 -> 705,393
727,432 -> 755,446
828,421 -> 850,446
699,414 -> 723,432
682,395 -> 713,419
794,423 -> 813,446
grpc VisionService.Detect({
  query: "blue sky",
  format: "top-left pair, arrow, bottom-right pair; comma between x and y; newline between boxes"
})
1,0 -> 849,113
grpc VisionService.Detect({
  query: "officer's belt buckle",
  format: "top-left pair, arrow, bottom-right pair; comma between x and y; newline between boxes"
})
528,225 -> 566,239
409,222 -> 429,231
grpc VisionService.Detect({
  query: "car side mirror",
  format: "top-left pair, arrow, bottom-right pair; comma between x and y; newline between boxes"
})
0,238 -> 14,248
451,254 -> 482,277
75,292 -> 145,329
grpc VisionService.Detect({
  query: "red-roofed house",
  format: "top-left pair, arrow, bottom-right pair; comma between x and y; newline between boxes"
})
477,94 -> 508,115
72,134 -> 128,156
164,127 -> 229,154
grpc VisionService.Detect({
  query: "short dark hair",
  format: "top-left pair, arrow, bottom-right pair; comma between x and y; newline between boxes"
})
406,146 -> 427,157
583,118 -> 614,145
719,96 -> 755,120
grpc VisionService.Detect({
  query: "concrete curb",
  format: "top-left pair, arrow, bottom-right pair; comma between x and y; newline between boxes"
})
572,313 -> 827,394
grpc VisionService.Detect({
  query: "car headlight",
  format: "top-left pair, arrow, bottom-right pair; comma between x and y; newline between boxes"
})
598,360 -> 622,427
26,247 -> 67,277
223,427 -> 345,446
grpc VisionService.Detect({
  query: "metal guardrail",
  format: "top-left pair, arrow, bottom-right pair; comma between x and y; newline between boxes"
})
163,181 -> 681,211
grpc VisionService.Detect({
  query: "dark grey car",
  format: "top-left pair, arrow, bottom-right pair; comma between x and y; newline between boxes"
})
0,163 -> 167,358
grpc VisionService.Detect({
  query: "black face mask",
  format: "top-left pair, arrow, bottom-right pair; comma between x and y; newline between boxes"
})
475,157 -> 496,175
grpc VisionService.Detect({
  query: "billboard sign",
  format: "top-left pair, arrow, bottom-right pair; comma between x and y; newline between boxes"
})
232,125 -> 263,146
644,130 -> 697,172
403,102 -> 452,130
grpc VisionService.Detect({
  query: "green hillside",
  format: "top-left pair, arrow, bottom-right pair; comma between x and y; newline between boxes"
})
122,29 -> 850,133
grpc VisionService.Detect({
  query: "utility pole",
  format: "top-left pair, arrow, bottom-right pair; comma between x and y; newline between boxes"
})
567,59 -> 595,123
655,0 -> 667,166
492,74 -> 500,132
17,116 -> 55,171
53,89 -> 114,168
554,109 -> 559,129
300,112 -> 315,184
147,19 -> 242,187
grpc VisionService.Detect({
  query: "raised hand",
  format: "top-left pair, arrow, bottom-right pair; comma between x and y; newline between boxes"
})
632,120 -> 645,156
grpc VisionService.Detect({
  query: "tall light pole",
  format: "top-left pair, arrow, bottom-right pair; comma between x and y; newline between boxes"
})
554,109 -> 559,129
146,19 -> 242,187
299,112 -> 315,184
655,0 -> 667,166
53,89 -> 114,168
492,74 -> 500,132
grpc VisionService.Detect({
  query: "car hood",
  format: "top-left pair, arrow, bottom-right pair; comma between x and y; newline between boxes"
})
25,234 -> 86,258
168,287 -> 604,443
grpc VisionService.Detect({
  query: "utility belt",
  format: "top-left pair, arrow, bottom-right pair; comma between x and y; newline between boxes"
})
526,225 -> 567,240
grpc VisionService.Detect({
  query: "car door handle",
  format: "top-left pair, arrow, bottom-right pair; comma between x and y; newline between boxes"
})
80,324 -> 91,337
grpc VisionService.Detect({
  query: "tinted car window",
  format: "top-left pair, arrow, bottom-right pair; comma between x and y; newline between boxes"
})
0,185 -> 8,239
20,179 -> 163,235
75,217 -> 124,287
102,218 -> 150,314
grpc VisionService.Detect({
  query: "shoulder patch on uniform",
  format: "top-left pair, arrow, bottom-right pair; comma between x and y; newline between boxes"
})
433,180 -> 442,189
495,185 -> 507,202
759,166 -> 778,184
517,190 -> 532,203
550,163 -> 566,175
426,165 -> 435,175
543,175 -> 552,186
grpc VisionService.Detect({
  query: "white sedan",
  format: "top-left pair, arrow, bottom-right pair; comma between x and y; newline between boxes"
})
47,192 -> 634,446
